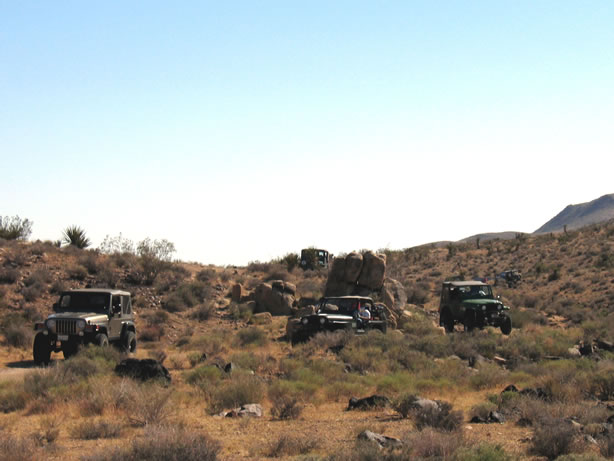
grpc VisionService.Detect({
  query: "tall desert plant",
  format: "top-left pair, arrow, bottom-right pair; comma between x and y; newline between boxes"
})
62,226 -> 91,249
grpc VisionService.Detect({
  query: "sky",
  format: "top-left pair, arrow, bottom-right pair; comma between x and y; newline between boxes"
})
1,1 -> 613,265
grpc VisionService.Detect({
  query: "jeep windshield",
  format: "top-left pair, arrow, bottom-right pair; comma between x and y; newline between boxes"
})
456,285 -> 493,299
58,292 -> 111,313
318,298 -> 371,315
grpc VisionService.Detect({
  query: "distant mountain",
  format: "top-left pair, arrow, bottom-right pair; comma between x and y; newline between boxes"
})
534,194 -> 614,234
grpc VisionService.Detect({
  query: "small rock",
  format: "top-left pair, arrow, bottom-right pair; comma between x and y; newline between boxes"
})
357,430 -> 402,449
347,395 -> 391,411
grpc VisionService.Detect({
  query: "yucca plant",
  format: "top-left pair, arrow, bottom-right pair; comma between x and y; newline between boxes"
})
62,225 -> 91,249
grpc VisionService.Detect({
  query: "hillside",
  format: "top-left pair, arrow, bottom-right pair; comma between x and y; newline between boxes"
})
0,224 -> 614,460
535,193 -> 614,234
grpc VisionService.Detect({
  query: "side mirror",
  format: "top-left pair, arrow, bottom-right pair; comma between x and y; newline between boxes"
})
53,302 -> 60,312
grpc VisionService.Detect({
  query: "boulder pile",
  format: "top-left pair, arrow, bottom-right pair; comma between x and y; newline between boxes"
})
324,251 -> 386,296
230,280 -> 296,316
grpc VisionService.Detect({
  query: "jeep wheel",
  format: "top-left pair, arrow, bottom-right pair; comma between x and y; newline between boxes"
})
33,333 -> 51,365
463,312 -> 476,333
500,316 -> 512,335
63,342 -> 81,360
440,310 -> 454,333
376,312 -> 388,333
95,333 -> 109,347
123,331 -> 137,353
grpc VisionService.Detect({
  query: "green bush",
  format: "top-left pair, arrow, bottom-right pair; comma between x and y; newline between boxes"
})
207,372 -> 265,414
531,418 -> 576,459
266,434 -> 316,457
455,443 -> 512,461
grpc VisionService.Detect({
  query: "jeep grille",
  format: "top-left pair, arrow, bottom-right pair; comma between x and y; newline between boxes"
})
56,319 -> 77,335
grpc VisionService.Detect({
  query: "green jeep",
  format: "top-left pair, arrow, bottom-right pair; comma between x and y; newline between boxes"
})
439,281 -> 512,335
33,289 -> 137,364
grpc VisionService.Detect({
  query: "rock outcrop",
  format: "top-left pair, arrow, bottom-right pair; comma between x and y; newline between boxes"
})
324,251 -> 387,297
252,280 -> 296,315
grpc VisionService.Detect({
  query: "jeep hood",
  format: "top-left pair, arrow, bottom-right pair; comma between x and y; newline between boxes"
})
49,312 -> 109,322
462,299 -> 501,306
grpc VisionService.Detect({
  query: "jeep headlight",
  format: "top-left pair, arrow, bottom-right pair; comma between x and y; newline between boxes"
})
320,317 -> 326,325
46,319 -> 56,332
497,305 -> 502,311
302,318 -> 309,325
482,305 -> 486,311
76,319 -> 86,331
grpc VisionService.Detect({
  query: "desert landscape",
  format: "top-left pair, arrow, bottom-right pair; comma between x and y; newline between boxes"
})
1,202 -> 614,461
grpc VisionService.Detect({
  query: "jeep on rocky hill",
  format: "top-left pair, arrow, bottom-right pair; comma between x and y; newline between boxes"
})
439,281 -> 512,335
33,289 -> 137,364
289,296 -> 387,345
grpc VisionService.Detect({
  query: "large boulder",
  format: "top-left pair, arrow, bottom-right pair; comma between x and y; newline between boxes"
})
344,252 -> 363,283
115,359 -> 171,384
357,251 -> 386,291
357,430 -> 402,449
253,281 -> 294,315
382,278 -> 407,312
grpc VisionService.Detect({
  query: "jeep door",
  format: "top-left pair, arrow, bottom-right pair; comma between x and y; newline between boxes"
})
108,295 -> 123,340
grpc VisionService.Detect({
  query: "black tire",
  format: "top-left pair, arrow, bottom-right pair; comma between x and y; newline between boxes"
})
123,331 -> 137,353
463,312 -> 476,332
63,342 -> 80,360
440,309 -> 454,333
378,312 -> 388,334
95,333 -> 109,347
33,332 -> 51,365
500,316 -> 512,335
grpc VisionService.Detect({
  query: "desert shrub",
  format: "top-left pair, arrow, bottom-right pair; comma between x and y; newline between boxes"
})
122,384 -> 173,427
469,363 -> 508,390
196,267 -> 217,282
82,425 -> 220,461
0,216 -> 32,240
33,416 -> 61,446
0,385 -> 27,413
599,433 -> 614,458
189,332 -> 229,356
531,418 -> 577,459
68,264 -> 88,280
22,283 -> 44,302
3,324 -> 32,348
469,401 -> 498,422
70,418 -> 122,440
190,302 -> 216,321
395,395 -> 463,432
512,309 -> 547,329
135,238 -> 175,285
266,434 -> 316,457
406,281 -> 431,305
455,443 -> 511,461
247,261 -> 270,273
404,428 -> 465,459
0,268 -> 19,284
268,381 -> 304,420
0,431 -> 36,461
185,365 -> 224,388
50,279 -> 66,294
140,325 -> 165,342
236,326 -> 267,347
62,226 -> 91,249
228,302 -> 253,322
98,233 -> 135,255
78,252 -> 100,274
207,372 -> 265,414
588,367 -> 614,400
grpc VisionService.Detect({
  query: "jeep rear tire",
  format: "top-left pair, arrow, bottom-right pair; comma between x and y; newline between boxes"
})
463,312 -> 476,332
95,333 -> 109,347
500,316 -> 512,335
440,309 -> 454,333
123,331 -> 137,353
33,333 -> 51,365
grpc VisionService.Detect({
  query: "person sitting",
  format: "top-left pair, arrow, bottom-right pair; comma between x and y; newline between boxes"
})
357,303 -> 371,327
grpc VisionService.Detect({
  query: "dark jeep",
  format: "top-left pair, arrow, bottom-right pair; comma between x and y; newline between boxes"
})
289,296 -> 387,345
439,281 -> 512,335
300,248 -> 330,270
33,289 -> 137,364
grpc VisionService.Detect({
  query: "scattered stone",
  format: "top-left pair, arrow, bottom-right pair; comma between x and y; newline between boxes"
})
493,356 -> 507,366
357,430 -> 402,449
250,312 -> 273,325
115,358 -> 171,384
468,354 -> 487,368
221,403 -> 263,418
501,384 -> 519,394
596,339 -> 614,352
347,395 -> 391,411
469,411 -> 505,424
567,346 -> 582,358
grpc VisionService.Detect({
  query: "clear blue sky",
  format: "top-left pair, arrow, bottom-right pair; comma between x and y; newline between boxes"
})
2,1 -> 613,265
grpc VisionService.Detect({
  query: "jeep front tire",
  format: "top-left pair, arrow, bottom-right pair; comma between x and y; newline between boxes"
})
33,333 -> 51,365
95,333 -> 109,347
440,309 -> 454,333
500,316 -> 512,335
